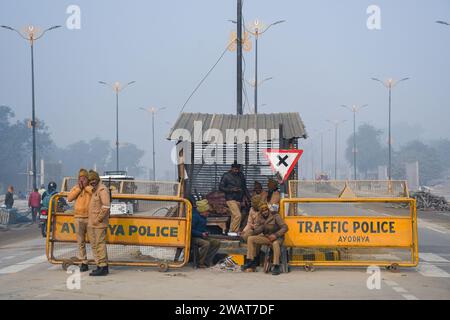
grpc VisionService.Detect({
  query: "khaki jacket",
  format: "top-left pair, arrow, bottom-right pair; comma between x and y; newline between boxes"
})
253,212 -> 288,240
68,185 -> 93,218
88,183 -> 111,229
243,207 -> 265,233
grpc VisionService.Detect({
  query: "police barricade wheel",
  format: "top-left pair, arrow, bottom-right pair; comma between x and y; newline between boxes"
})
159,262 -> 169,273
387,263 -> 399,273
304,263 -> 315,272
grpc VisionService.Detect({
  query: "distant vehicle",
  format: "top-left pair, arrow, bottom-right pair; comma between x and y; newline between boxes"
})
315,173 -> 329,181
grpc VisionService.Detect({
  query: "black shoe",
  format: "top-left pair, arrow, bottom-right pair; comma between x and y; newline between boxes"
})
272,264 -> 281,276
79,264 -> 89,272
242,258 -> 258,271
89,266 -> 109,276
89,267 -> 100,276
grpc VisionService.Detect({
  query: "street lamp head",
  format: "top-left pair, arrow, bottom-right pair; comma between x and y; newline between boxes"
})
47,25 -> 62,31
436,20 -> 450,26
272,20 -> 286,26
1,25 -> 14,31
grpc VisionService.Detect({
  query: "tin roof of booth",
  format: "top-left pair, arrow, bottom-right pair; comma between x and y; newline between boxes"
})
167,112 -> 307,141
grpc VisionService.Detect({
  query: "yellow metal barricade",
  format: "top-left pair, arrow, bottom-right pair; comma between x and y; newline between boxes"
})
288,180 -> 409,199
280,197 -> 418,268
46,193 -> 191,270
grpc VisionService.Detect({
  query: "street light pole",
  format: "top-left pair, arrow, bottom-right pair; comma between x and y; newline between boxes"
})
371,77 -> 409,180
246,19 -> 285,114
139,107 -> 166,180
1,25 -> 61,190
341,104 -> 368,180
246,78 -> 272,113
327,120 -> 346,180
99,80 -> 136,172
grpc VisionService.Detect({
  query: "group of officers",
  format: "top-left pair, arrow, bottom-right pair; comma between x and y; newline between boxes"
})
67,169 -> 111,276
67,162 -> 288,276
191,162 -> 288,276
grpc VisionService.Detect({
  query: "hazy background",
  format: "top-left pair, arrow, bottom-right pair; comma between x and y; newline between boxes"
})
1,0 -> 449,187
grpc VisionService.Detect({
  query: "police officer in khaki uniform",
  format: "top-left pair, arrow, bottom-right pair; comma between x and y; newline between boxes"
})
67,168 -> 93,272
87,170 -> 111,276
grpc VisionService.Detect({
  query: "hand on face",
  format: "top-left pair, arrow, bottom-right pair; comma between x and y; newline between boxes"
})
79,176 -> 88,189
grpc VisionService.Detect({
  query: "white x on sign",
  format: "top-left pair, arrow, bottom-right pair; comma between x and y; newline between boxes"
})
265,149 -> 304,182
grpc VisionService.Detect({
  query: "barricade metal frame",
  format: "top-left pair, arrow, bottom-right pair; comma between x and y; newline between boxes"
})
288,180 -> 409,198
46,193 -> 192,269
280,197 -> 419,268
60,177 -> 182,197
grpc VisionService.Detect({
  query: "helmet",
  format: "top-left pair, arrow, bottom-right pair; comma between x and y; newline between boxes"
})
47,181 -> 57,192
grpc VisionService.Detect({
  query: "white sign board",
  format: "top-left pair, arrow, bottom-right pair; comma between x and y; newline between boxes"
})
110,202 -> 128,216
265,149 -> 304,182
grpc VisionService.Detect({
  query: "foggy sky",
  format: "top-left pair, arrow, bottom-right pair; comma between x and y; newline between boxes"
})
1,0 -> 449,179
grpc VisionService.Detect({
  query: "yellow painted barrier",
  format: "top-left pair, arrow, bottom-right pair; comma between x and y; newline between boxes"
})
280,197 -> 418,268
46,194 -> 192,270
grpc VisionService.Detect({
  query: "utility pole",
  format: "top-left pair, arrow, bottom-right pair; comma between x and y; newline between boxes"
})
327,120 -> 346,180
140,107 -> 166,180
341,104 -> 368,180
237,0 -> 243,115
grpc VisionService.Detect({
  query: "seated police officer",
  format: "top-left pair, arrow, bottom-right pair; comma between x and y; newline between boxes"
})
191,199 -> 221,268
242,205 -> 288,275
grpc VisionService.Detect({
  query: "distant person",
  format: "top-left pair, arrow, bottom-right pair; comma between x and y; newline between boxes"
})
219,161 -> 250,233
28,188 -> 41,223
251,181 -> 268,203
191,199 -> 221,268
42,182 -> 58,210
87,170 -> 111,276
242,206 -> 288,275
4,185 -> 14,209
267,178 -> 281,212
38,184 -> 46,198
67,168 -> 92,272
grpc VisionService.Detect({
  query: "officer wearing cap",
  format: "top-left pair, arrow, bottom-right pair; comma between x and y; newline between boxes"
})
67,168 -> 93,272
87,170 -> 111,276
191,199 -> 221,268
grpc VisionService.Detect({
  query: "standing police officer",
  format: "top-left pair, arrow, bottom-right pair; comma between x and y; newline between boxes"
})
67,169 -> 92,272
87,170 -> 111,276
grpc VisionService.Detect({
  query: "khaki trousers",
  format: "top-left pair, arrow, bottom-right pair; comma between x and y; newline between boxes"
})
247,235 -> 282,265
87,227 -> 108,267
75,218 -> 89,264
226,200 -> 242,232
192,237 -> 221,266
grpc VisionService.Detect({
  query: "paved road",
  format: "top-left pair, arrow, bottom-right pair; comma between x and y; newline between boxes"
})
0,207 -> 449,300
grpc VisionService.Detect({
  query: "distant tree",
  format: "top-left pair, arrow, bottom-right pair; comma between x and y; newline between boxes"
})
0,106 -> 54,192
53,138 -> 112,176
115,143 -> 145,177
392,140 -> 443,185
345,123 -> 387,177
430,139 -> 450,170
